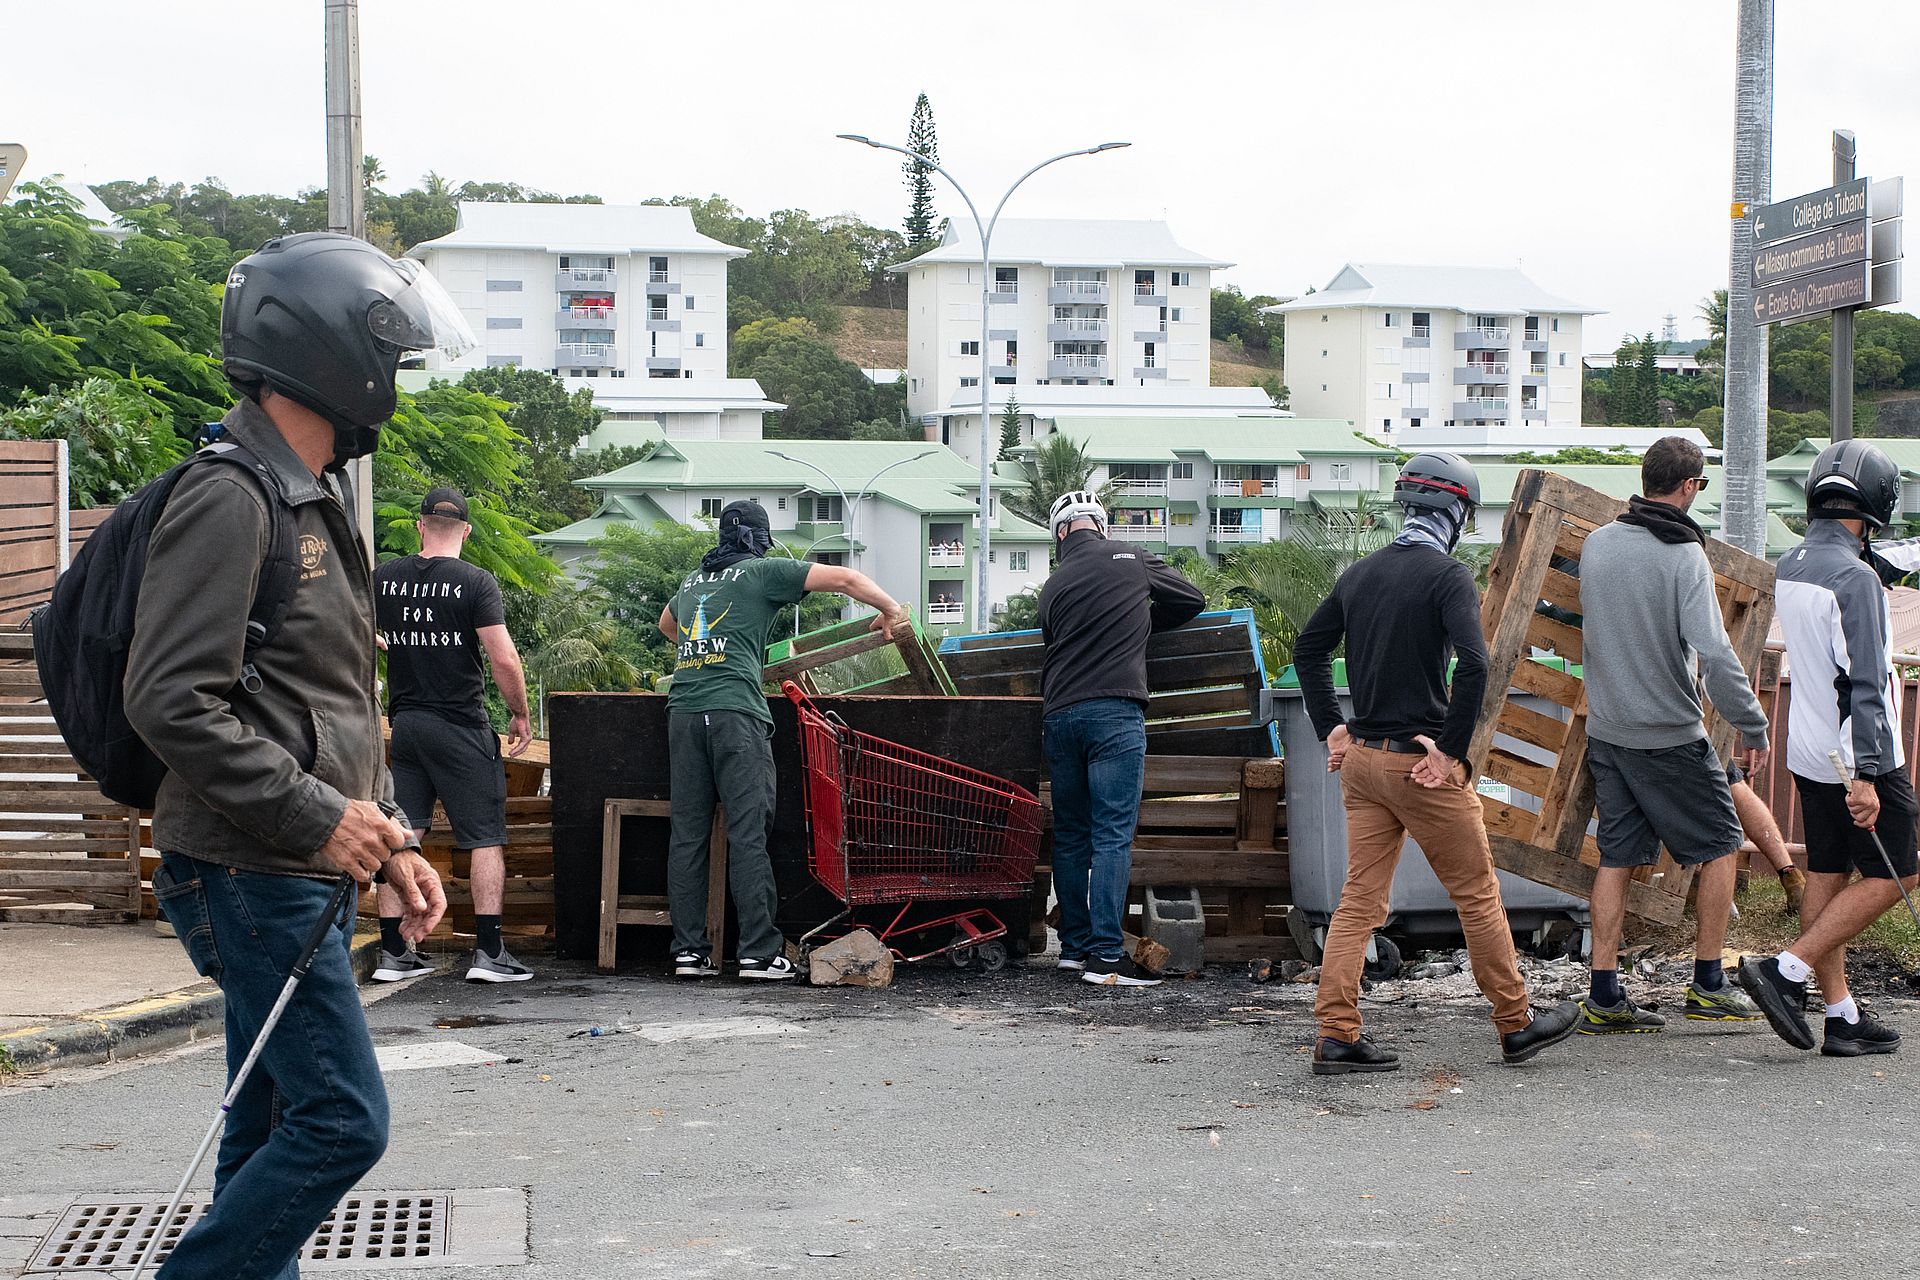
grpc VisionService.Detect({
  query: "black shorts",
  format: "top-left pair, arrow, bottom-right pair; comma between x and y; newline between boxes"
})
1792,770 -> 1919,880
1588,737 -> 1744,868
390,710 -> 508,849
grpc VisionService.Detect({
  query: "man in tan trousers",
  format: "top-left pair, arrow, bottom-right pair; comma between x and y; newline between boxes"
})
1292,452 -> 1580,1074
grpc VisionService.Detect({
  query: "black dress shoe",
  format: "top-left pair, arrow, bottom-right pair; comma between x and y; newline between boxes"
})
1312,1035 -> 1401,1075
1502,999 -> 1580,1064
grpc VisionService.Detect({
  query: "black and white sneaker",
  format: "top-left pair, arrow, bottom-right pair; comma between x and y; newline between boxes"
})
1056,953 -> 1087,972
1081,955 -> 1161,987
465,946 -> 534,983
736,954 -> 798,981
371,949 -> 433,983
673,951 -> 719,978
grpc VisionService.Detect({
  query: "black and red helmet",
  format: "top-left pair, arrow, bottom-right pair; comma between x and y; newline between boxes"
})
1806,439 -> 1900,530
1394,451 -> 1480,512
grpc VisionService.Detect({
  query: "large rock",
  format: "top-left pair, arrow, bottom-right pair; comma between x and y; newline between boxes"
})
808,929 -> 894,987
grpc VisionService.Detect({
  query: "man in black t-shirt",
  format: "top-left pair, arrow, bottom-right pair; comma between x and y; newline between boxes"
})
374,488 -> 535,984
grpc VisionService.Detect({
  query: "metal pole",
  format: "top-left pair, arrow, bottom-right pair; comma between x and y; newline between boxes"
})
1831,129 -> 1858,441
324,0 -> 375,563
1722,0 -> 1774,556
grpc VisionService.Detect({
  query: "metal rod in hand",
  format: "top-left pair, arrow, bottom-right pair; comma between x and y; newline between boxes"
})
129,872 -> 358,1280
1827,750 -> 1920,932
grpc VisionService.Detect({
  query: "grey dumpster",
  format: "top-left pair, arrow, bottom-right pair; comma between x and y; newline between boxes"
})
1272,685 -> 1590,956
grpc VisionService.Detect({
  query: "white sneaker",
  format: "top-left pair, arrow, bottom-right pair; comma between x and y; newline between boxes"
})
465,946 -> 534,983
736,954 -> 798,981
1081,956 -> 1162,987
372,949 -> 433,983
1056,954 -> 1087,972
673,951 -> 719,978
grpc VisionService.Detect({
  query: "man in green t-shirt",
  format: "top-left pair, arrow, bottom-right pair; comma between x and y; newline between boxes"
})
657,499 -> 905,979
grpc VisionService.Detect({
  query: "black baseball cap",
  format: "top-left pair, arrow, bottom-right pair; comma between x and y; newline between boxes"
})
421,487 -> 469,520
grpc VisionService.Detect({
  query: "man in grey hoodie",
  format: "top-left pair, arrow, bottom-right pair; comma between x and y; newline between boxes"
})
1575,437 -> 1769,1031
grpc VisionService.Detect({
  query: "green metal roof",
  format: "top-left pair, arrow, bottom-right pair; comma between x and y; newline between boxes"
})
533,492 -> 678,546
1040,415 -> 1394,465
996,510 -> 1054,542
1770,438 -> 1920,480
1309,491 -> 1367,509
1168,499 -> 1201,513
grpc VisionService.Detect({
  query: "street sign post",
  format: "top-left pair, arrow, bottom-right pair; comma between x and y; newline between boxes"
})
1752,176 -> 1869,246
1751,261 -> 1870,326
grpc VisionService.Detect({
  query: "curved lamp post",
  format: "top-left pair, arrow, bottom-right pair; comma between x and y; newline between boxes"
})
837,134 -> 1130,630
767,448 -> 934,635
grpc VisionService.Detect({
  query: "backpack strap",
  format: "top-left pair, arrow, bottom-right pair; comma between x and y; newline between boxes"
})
193,443 -> 301,695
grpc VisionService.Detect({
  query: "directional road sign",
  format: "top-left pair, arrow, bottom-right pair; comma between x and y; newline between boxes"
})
1751,219 -> 1870,287
1753,178 -> 1870,246
1751,261 -> 1870,326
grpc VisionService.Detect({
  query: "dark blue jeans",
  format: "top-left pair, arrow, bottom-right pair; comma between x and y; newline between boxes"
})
152,854 -> 389,1280
1044,698 -> 1147,962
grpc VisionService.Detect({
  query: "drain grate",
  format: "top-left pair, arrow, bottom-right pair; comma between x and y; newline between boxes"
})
26,1188 -> 526,1273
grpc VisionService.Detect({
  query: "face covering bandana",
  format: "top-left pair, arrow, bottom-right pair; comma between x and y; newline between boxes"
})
1394,498 -> 1469,554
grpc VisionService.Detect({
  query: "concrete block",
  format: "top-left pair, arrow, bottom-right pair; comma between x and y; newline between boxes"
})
1142,886 -> 1206,974
808,929 -> 894,987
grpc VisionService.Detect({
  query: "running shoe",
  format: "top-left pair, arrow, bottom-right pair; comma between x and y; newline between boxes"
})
1684,982 -> 1762,1021
1736,956 -> 1816,1050
465,946 -> 534,983
1576,997 -> 1667,1033
371,949 -> 433,983
1822,1012 -> 1901,1057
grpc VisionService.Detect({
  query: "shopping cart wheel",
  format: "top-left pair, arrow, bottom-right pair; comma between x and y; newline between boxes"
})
972,940 -> 1008,973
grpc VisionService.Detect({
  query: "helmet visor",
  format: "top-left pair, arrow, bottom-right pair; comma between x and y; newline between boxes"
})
367,258 -> 477,358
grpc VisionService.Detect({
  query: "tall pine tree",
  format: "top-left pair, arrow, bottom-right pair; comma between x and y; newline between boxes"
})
998,396 -> 1023,460
904,94 -> 940,253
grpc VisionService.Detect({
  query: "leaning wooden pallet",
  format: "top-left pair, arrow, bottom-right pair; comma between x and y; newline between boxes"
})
761,609 -> 956,696
1468,469 -> 1775,925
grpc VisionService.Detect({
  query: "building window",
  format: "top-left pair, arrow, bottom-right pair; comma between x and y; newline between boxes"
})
485,279 -> 521,292
699,498 -> 724,519
1170,307 -> 1183,323
1410,417 -> 1422,429
1171,511 -> 1195,527
485,316 -> 522,329
1331,464 -> 1352,482
1384,418 -> 1392,429
1321,350 -> 1328,358
1321,384 -> 1328,392
649,255 -> 668,279
1171,462 -> 1193,480
1322,314 -> 1329,323
988,550 -> 996,564
1382,313 -> 1397,328
694,333 -> 705,348
960,340 -> 980,356
1558,352 -> 1568,366
1552,318 -> 1561,333
487,355 -> 522,367
960,376 -> 979,387
1413,311 -> 1431,329
1295,463 -> 1312,481
1009,551 -> 1029,572
1170,271 -> 1192,287
685,294 -> 696,311
778,497 -> 787,511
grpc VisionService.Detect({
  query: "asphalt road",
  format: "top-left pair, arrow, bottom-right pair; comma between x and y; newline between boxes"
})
4,958 -> 1917,1279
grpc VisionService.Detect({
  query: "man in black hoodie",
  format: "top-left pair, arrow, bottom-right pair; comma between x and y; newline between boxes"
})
1037,490 -> 1205,986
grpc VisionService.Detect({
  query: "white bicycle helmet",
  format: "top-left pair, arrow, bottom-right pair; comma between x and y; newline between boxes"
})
1048,490 -> 1107,538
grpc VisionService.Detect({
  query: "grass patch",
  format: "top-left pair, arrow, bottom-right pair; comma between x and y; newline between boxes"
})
1633,871 -> 1920,971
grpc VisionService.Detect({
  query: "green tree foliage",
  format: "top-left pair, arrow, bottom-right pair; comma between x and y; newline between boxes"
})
1504,446 -> 1640,466
1689,405 -> 1830,459
731,317 -> 891,439
455,366 -> 609,524
995,585 -> 1042,633
0,377 -> 188,506
1256,376 -> 1289,410
1003,434 -> 1113,529
1210,285 -> 1286,355
518,579 -> 639,699
372,385 -> 554,592
998,396 -> 1022,460
904,94 -> 940,253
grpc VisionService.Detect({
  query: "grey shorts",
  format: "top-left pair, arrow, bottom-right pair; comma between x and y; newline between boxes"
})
1588,736 -> 1744,868
390,710 -> 508,849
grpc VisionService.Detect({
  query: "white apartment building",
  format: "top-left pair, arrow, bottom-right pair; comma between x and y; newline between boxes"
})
934,384 -> 1287,468
1271,264 -> 1601,443
896,219 -> 1231,424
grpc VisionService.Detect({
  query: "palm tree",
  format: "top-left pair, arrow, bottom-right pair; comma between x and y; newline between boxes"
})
1003,433 -> 1114,528
521,582 -> 640,722
361,154 -> 387,191
1698,289 -> 1728,342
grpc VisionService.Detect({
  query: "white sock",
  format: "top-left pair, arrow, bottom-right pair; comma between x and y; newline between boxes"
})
1777,950 -> 1812,983
1827,996 -> 1861,1024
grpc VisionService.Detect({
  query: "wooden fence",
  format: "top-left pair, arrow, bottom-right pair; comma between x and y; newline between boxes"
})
0,440 -> 67,627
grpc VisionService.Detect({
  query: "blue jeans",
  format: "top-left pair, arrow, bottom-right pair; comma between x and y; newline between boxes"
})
1044,698 -> 1147,962
152,854 -> 389,1280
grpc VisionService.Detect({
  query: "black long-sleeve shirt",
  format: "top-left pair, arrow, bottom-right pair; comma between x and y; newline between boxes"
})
1293,542 -> 1488,764
1038,529 -> 1206,716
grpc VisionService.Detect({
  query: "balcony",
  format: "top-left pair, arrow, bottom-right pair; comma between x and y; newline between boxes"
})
1111,522 -> 1167,542
1455,397 -> 1509,419
1133,327 -> 1168,344
1409,324 -> 1432,339
925,600 -> 966,625
1048,317 -> 1109,342
1209,524 -> 1264,544
556,343 -> 617,368
1454,363 -> 1510,385
1047,354 -> 1108,378
1454,327 -> 1510,350
1212,478 -> 1282,498
1132,281 -> 1167,307
556,267 -> 617,292
645,356 -> 682,371
646,314 -> 681,332
989,279 -> 1020,305
1522,405 -> 1547,421
1048,279 -> 1109,306
1134,365 -> 1168,380
647,268 -> 671,284
1110,477 -> 1170,496
557,305 -> 616,327
1522,367 -> 1547,385
927,544 -> 966,568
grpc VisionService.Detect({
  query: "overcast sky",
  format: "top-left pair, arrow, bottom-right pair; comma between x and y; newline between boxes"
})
11,0 -> 1917,347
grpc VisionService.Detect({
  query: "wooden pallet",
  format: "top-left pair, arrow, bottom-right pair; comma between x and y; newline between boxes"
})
596,798 -> 727,972
939,609 -> 1280,757
345,794 -> 555,947
762,610 -> 955,696
1469,469 -> 1775,925
0,634 -> 141,923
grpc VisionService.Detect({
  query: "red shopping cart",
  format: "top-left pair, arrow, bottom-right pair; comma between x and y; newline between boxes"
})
784,682 -> 1042,970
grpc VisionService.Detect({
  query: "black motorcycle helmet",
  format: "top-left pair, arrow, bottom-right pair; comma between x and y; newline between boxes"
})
1395,451 -> 1481,511
221,233 -> 475,467
1806,438 -> 1900,529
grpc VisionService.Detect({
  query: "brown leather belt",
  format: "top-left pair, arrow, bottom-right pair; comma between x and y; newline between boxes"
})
1355,737 -> 1426,755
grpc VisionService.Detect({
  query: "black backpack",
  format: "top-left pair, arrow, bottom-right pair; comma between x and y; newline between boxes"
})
31,443 -> 300,808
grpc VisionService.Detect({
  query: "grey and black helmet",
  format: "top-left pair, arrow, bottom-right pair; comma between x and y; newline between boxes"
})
1394,451 -> 1480,512
1806,439 -> 1900,529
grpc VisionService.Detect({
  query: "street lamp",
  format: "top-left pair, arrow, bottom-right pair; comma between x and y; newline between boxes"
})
767,448 -> 934,635
837,133 -> 1130,630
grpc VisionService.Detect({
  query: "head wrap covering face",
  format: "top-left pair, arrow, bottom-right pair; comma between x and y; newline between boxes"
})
699,500 -> 774,574
1393,495 -> 1471,554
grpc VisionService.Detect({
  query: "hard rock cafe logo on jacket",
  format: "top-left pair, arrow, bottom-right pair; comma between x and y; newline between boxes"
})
299,533 -> 329,581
